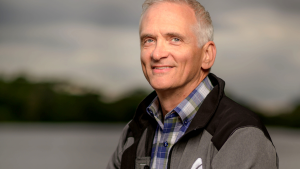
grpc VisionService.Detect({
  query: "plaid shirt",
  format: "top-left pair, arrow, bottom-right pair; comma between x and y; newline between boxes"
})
146,76 -> 213,169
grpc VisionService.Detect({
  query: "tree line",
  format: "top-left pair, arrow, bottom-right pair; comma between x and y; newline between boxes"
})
0,76 -> 299,128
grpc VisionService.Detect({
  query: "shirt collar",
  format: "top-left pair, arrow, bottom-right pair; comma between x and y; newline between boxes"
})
146,76 -> 214,125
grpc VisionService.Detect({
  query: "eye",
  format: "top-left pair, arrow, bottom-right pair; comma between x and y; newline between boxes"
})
145,39 -> 154,44
171,38 -> 180,42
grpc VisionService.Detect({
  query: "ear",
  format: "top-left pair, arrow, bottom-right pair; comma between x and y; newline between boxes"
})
201,41 -> 216,70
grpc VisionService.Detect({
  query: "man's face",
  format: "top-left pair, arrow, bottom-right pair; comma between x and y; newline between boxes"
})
140,2 -> 204,93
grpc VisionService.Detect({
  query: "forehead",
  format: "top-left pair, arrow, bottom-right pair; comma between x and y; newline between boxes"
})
140,2 -> 197,35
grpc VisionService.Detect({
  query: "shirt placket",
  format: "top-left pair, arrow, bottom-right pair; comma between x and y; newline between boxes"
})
159,113 -> 179,169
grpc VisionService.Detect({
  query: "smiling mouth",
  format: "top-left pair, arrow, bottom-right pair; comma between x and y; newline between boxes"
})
152,66 -> 173,69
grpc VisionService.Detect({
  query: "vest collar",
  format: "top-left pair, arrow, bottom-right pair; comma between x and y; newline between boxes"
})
129,73 -> 225,139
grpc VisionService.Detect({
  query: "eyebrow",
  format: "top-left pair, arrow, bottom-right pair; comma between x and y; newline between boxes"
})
140,34 -> 154,42
165,32 -> 185,40
140,32 -> 185,41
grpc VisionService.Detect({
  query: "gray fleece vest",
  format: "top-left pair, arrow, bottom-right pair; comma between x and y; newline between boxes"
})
107,73 -> 279,169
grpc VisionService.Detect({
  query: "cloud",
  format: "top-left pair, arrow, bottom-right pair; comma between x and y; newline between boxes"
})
212,6 -> 300,111
0,22 -> 148,98
0,0 -> 142,26
0,0 -> 299,112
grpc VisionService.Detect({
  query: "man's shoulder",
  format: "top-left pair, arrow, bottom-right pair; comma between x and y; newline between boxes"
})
216,95 -> 263,125
205,95 -> 272,150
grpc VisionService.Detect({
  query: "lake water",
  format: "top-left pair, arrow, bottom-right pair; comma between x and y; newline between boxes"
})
0,123 -> 299,169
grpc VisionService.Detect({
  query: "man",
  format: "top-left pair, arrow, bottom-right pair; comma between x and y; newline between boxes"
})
107,0 -> 278,168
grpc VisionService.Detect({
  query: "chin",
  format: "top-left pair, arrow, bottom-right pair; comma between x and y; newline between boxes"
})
149,81 -> 172,91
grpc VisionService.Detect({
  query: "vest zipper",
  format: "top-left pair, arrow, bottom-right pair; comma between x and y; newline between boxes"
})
167,128 -> 201,169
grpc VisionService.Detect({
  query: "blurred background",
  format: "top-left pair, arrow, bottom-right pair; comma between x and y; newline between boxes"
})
0,0 -> 299,168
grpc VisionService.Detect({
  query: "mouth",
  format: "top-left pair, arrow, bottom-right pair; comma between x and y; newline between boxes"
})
152,66 -> 173,69
151,66 -> 174,74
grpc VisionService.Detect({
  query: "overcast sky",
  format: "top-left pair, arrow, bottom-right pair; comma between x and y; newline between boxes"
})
0,0 -> 299,113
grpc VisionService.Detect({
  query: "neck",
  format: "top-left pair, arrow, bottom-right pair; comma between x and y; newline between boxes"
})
156,72 -> 208,117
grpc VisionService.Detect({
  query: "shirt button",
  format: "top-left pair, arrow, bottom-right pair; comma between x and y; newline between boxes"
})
184,120 -> 188,124
164,141 -> 168,147
144,165 -> 150,169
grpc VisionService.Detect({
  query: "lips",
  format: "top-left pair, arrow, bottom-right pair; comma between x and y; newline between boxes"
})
151,65 -> 174,74
153,66 -> 173,69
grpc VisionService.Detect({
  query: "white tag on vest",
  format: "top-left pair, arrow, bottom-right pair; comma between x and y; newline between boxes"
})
135,157 -> 150,169
191,158 -> 203,169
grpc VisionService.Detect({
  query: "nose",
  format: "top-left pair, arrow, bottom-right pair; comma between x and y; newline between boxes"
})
151,40 -> 169,61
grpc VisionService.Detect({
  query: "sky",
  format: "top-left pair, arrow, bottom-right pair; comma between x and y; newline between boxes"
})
0,0 -> 299,113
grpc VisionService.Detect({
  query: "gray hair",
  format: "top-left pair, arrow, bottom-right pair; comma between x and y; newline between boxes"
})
140,0 -> 214,47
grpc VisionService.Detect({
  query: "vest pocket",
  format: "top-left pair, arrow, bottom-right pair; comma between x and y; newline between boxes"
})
135,157 -> 151,169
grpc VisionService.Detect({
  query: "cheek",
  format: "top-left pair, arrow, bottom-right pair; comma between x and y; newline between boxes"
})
140,56 -> 148,72
178,52 -> 200,75
140,53 -> 151,80
140,50 -> 152,67
188,56 -> 202,75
